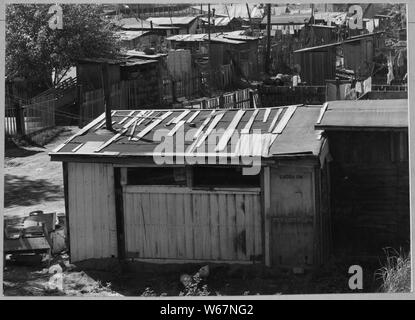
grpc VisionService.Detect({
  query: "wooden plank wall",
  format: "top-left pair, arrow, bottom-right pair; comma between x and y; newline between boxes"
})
123,186 -> 262,262
67,163 -> 118,262
328,131 -> 410,256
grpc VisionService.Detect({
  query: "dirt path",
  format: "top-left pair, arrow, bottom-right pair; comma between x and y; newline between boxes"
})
4,127 -> 79,218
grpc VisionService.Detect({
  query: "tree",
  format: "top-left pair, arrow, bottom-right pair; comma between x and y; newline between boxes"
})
6,4 -> 120,93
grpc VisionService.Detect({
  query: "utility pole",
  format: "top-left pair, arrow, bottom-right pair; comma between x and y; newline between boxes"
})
265,3 -> 271,75
246,3 -> 252,28
207,3 -> 212,97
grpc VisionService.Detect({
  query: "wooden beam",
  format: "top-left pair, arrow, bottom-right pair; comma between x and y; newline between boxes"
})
186,110 -> 200,123
95,129 -> 128,152
172,109 -> 191,124
136,111 -> 172,141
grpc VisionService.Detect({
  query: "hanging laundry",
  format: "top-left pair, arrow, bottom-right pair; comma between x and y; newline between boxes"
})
355,81 -> 363,94
363,77 -> 372,94
345,88 -> 357,100
387,52 -> 395,85
374,19 -> 379,28
292,74 -> 299,87
289,25 -> 295,34
397,49 -> 406,67
344,83 -> 352,98
366,20 -> 374,33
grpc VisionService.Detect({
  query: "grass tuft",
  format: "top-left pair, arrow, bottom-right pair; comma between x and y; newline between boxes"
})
375,248 -> 411,293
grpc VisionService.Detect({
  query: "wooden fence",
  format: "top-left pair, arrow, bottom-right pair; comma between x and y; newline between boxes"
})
182,88 -> 256,109
23,95 -> 56,135
5,93 -> 56,136
80,88 -> 105,128
372,84 -> 408,92
258,85 -> 327,107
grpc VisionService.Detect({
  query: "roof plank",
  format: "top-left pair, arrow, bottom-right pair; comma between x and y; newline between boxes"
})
268,108 -> 283,133
272,105 -> 298,134
241,109 -> 259,134
215,110 -> 245,152
136,111 -> 173,141
186,110 -> 201,123
167,120 -> 186,137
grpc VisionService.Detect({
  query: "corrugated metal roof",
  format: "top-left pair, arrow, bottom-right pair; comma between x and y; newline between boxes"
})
193,4 -> 264,19
116,30 -> 149,41
167,33 -> 208,42
315,99 -> 408,130
294,31 -> 385,53
201,16 -> 233,27
262,13 -> 311,25
115,17 -> 179,30
167,30 -> 259,43
51,105 -> 325,160
146,16 -> 198,26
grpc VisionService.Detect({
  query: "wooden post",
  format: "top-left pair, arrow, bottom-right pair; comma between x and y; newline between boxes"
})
171,77 -> 177,103
114,167 -> 126,260
101,62 -> 112,131
9,83 -> 25,136
265,4 -> 272,75
77,84 -> 83,128
219,94 -> 224,108
336,78 -> 340,100
233,92 -> 237,108
249,90 -> 255,109
263,166 -> 271,267
62,162 -> 71,261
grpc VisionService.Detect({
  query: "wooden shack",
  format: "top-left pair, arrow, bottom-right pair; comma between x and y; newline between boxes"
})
294,32 -> 382,85
293,43 -> 337,85
50,105 -> 331,268
315,99 -> 409,257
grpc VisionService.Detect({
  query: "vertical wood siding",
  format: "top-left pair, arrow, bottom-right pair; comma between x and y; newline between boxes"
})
68,163 -> 117,262
123,186 -> 262,262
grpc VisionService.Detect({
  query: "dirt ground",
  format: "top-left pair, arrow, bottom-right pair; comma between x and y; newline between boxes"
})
3,127 -> 385,296
4,127 -> 78,218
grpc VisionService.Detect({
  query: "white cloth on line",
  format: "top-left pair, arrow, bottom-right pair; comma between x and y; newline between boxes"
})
363,77 -> 372,93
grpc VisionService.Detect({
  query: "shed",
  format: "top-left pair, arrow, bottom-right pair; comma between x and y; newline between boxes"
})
146,16 -> 201,34
200,16 -> 242,32
116,30 -> 152,50
293,42 -> 337,85
294,32 -> 382,85
50,105 -> 331,268
315,99 -> 409,257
